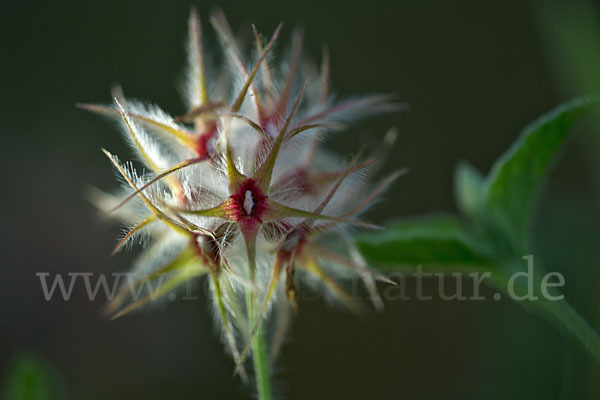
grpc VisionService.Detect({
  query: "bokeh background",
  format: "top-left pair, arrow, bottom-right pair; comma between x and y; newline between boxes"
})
2,0 -> 600,398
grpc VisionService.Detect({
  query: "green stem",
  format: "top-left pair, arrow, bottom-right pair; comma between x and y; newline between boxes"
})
537,297 -> 600,364
246,290 -> 272,400
252,321 -> 272,400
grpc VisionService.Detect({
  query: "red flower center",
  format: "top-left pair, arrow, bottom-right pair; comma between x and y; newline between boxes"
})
229,179 -> 268,231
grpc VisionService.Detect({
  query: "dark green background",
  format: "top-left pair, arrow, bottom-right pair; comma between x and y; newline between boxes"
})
2,0 -> 600,398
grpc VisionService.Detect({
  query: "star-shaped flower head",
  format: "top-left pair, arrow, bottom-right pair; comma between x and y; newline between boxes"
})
81,8 -> 404,378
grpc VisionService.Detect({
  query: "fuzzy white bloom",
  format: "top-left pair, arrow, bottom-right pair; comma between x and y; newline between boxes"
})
82,9 -> 402,380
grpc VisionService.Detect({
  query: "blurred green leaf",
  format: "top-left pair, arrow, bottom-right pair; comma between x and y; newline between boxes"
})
357,214 -> 493,271
535,0 -> 600,95
362,96 -> 600,365
482,96 -> 598,253
454,161 -> 485,222
1,351 -> 65,400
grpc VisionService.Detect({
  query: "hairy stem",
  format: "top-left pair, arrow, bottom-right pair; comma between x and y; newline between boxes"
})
252,323 -> 272,400
246,290 -> 272,400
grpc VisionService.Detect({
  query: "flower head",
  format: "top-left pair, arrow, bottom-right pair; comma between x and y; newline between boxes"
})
82,8 -> 402,378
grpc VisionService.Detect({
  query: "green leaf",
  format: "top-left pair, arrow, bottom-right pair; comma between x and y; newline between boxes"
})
482,96 -> 598,253
454,161 -> 485,222
359,216 -> 600,365
1,351 -> 65,400
357,215 -> 494,272
359,96 -> 600,365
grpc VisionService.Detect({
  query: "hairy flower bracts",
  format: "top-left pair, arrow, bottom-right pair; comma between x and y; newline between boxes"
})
82,9 -> 401,382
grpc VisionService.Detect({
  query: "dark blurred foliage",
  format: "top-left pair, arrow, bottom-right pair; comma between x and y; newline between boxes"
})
1,0 -> 599,398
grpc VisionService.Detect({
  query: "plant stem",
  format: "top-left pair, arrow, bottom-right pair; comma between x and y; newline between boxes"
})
246,290 -> 272,400
538,297 -> 600,364
252,321 -> 272,400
